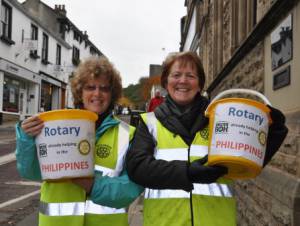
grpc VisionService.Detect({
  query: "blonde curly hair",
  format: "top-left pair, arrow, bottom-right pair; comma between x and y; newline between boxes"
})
70,56 -> 122,108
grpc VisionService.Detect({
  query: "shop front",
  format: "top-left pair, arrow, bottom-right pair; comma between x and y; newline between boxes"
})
0,59 -> 40,122
39,71 -> 67,112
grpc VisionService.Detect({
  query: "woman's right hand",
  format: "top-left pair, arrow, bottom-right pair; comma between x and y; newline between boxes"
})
21,115 -> 44,137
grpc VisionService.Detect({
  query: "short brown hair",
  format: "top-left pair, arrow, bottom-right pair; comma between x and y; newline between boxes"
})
161,51 -> 205,91
70,56 -> 122,107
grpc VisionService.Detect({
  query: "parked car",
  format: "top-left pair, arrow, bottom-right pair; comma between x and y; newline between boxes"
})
122,107 -> 129,115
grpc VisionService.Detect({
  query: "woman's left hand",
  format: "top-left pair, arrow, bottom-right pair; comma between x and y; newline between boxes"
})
268,105 -> 286,127
72,178 -> 94,194
263,105 -> 288,166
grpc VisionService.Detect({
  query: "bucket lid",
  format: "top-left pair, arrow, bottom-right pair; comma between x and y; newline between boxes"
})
38,109 -> 98,122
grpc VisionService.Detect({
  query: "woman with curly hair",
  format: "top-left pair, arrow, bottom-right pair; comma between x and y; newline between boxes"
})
15,56 -> 143,226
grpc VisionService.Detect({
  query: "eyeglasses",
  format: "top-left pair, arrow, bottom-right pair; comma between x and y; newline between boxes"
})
83,84 -> 111,93
169,72 -> 198,81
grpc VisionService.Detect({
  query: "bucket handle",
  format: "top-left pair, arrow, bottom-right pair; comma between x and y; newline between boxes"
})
208,88 -> 271,107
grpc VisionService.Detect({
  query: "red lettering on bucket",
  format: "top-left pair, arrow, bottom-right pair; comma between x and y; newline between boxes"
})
41,161 -> 90,173
215,140 -> 263,159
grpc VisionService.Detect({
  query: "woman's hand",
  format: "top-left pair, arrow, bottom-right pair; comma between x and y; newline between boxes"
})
21,115 -> 44,137
72,178 -> 94,194
188,155 -> 228,184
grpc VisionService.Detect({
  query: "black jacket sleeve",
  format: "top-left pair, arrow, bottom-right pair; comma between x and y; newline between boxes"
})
263,106 -> 288,166
263,122 -> 288,166
126,120 -> 193,191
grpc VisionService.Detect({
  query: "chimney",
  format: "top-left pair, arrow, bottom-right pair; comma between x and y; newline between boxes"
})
55,4 -> 67,17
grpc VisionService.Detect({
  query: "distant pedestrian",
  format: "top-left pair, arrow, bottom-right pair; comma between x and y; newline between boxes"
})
147,90 -> 164,112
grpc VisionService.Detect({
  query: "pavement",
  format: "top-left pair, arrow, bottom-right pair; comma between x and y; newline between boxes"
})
0,120 -> 16,141
0,119 -> 144,226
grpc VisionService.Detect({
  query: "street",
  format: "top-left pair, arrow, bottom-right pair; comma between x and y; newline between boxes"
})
0,128 -> 40,226
0,115 -> 143,226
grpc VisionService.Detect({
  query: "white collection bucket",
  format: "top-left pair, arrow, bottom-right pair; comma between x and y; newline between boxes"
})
35,109 -> 98,180
205,89 -> 272,179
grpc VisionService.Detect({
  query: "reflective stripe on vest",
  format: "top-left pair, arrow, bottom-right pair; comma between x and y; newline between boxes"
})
94,121 -> 129,177
40,200 -> 126,216
145,112 -> 157,140
85,200 -> 126,214
143,113 -> 232,199
145,183 -> 232,199
40,201 -> 85,216
155,146 -> 208,161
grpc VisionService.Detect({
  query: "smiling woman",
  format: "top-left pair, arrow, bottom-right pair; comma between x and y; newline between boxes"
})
15,56 -> 144,226
125,51 -> 288,226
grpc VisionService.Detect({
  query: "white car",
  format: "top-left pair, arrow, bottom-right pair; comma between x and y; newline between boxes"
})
122,107 -> 129,115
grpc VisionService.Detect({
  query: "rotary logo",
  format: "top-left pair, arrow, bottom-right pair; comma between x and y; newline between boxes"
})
96,144 -> 112,158
200,127 -> 209,140
78,140 -> 91,155
258,130 -> 267,146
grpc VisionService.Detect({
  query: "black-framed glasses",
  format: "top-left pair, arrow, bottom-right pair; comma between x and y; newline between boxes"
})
83,84 -> 111,93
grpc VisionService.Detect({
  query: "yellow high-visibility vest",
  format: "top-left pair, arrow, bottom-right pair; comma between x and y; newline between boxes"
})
141,112 -> 237,226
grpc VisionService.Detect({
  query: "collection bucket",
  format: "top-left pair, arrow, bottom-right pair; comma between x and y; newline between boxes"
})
205,89 -> 272,179
36,109 -> 98,180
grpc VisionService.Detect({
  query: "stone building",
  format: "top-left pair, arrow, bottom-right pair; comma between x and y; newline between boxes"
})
180,0 -> 300,225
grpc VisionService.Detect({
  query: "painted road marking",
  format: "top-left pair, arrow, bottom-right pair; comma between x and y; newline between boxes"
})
0,190 -> 40,209
0,138 -> 16,145
0,153 -> 15,166
5,181 -> 41,186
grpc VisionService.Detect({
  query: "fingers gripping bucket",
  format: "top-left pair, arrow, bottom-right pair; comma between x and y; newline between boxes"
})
36,109 -> 98,180
205,89 -> 272,179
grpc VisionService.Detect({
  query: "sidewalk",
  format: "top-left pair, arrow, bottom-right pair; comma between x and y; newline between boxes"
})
128,195 -> 143,226
0,120 -> 16,144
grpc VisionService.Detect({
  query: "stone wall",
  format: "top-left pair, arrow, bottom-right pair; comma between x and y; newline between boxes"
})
198,0 -> 300,225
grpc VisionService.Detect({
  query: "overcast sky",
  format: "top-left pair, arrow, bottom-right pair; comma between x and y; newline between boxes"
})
28,0 -> 186,87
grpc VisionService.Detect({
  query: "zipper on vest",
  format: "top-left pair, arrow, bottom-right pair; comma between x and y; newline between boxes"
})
187,145 -> 194,226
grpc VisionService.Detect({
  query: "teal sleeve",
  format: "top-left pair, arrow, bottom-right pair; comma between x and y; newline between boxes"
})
90,170 -> 144,209
15,122 -> 42,181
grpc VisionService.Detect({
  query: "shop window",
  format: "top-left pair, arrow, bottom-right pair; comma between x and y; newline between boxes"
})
0,1 -> 14,45
2,76 -> 24,113
271,14 -> 292,70
41,81 -> 52,111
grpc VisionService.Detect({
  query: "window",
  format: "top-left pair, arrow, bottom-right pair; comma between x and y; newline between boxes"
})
0,1 -> 14,45
90,46 -> 96,55
2,76 -> 25,113
73,30 -> 82,43
59,23 -> 65,40
231,0 -> 257,51
56,44 -> 61,65
72,46 -> 80,65
41,33 -> 49,64
30,24 -> 39,59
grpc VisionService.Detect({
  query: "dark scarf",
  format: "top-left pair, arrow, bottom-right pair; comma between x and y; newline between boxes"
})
155,93 -> 209,145
95,104 -> 114,129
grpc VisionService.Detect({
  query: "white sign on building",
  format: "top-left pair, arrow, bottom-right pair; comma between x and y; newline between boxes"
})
23,39 -> 38,51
